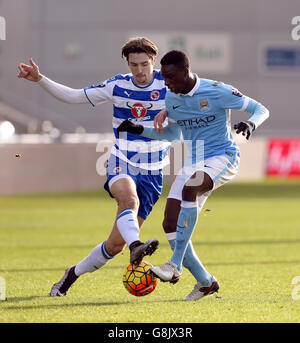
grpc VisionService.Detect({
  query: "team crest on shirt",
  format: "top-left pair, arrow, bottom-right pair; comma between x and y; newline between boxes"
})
126,102 -> 153,118
199,98 -> 210,110
150,90 -> 160,101
113,166 -> 122,173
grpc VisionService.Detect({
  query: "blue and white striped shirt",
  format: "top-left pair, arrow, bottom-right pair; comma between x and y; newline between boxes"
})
84,70 -> 170,170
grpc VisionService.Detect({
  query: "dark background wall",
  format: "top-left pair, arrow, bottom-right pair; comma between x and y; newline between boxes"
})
0,0 -> 299,135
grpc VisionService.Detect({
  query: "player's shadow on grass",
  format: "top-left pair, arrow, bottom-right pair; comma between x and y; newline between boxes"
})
6,238 -> 300,252
0,265 -> 126,273
3,295 -> 49,303
3,298 -> 182,311
3,258 -> 300,274
0,267 -> 67,273
1,239 -> 299,274
206,259 -> 300,267
166,239 -> 300,247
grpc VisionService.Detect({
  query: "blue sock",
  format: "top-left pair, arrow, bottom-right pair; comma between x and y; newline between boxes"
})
171,201 -> 198,271
169,239 -> 212,286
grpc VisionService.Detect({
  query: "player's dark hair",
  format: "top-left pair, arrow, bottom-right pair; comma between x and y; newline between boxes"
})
121,37 -> 158,61
160,50 -> 190,69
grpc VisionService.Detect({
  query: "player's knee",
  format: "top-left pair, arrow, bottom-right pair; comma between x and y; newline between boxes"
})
183,172 -> 213,200
182,183 -> 211,200
182,186 -> 198,201
162,216 -> 177,234
119,195 -> 139,211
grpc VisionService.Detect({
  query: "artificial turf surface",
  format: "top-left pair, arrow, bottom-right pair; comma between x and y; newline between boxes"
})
0,180 -> 299,323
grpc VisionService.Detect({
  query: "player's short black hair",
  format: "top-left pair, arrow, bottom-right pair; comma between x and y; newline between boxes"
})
160,50 -> 190,69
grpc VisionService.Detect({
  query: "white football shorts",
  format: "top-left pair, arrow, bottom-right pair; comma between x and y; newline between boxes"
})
168,152 -> 240,208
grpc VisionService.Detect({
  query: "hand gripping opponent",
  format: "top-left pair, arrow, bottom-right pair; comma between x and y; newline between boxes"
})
116,120 -> 144,137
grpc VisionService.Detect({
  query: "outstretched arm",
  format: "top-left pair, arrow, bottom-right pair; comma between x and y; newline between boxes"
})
117,119 -> 181,142
234,100 -> 269,140
143,122 -> 181,141
218,83 -> 269,140
17,58 -> 88,104
243,100 -> 269,129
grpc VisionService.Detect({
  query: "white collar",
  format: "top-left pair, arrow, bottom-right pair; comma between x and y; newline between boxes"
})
181,74 -> 200,96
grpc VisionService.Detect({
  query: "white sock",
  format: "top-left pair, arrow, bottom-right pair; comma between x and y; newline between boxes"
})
116,208 -> 140,247
74,241 -> 113,276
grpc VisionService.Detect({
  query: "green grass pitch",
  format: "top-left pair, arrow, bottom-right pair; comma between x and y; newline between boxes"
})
0,180 -> 300,323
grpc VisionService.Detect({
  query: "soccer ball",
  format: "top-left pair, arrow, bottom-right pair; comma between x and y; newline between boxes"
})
123,260 -> 158,296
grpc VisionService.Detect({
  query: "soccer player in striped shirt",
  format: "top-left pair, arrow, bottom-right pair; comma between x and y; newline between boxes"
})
117,50 -> 269,301
18,37 -> 167,296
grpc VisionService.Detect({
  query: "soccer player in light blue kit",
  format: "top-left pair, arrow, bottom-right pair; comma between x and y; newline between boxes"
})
117,50 -> 269,300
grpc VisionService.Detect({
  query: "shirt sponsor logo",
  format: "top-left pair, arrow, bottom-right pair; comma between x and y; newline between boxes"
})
130,115 -> 151,122
177,115 -> 216,128
126,102 -> 153,118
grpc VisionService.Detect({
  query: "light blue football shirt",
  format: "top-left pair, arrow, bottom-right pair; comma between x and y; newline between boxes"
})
143,75 -> 269,164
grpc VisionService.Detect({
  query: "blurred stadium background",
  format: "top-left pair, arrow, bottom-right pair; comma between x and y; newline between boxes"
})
0,0 -> 300,194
